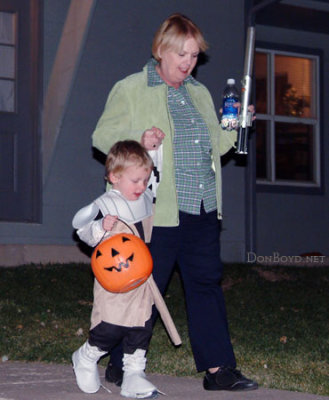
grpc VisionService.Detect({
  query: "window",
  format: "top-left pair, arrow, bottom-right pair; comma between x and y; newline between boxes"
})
0,11 -> 16,112
254,48 -> 320,188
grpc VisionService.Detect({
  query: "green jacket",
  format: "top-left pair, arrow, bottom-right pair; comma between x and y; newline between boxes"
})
92,62 -> 237,226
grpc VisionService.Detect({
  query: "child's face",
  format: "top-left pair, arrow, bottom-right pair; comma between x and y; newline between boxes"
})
110,165 -> 151,201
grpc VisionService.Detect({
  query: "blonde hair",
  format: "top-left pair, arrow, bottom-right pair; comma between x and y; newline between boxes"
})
152,13 -> 208,61
105,140 -> 153,182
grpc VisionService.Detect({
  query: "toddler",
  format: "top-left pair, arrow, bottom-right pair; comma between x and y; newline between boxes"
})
72,140 -> 180,399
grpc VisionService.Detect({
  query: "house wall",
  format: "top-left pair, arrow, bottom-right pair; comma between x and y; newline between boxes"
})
0,0 -> 248,265
43,0 -> 71,94
254,25 -> 329,258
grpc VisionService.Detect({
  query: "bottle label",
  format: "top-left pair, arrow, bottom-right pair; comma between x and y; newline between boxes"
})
221,97 -> 239,130
223,98 -> 238,117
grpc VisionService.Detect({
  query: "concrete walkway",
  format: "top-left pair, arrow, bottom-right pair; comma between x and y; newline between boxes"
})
0,361 -> 328,400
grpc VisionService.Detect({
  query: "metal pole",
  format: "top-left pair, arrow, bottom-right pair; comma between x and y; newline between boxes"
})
235,26 -> 255,154
235,0 -> 282,154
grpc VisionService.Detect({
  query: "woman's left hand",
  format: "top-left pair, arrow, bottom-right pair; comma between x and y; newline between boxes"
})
248,104 -> 256,121
219,102 -> 256,121
219,103 -> 256,120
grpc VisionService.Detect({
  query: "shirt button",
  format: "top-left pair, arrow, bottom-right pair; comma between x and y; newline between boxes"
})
194,139 -> 199,144
199,184 -> 204,189
191,118 -> 195,123
180,100 -> 185,105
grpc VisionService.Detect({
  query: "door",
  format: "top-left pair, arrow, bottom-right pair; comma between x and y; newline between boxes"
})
0,0 -> 41,222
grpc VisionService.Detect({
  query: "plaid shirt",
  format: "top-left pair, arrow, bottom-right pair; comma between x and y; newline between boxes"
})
147,59 -> 216,215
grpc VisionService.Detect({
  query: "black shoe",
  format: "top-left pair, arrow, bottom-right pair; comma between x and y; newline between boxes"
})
203,367 -> 258,391
105,362 -> 123,387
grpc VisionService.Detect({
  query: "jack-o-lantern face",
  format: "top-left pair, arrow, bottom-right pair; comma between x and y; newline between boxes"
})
91,233 -> 153,293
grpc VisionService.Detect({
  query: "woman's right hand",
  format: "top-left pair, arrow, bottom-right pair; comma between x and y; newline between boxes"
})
141,126 -> 165,151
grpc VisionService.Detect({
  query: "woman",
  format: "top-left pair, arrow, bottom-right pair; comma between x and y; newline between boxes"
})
92,13 -> 258,392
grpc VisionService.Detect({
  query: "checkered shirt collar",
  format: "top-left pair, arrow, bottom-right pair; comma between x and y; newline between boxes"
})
147,58 -> 200,87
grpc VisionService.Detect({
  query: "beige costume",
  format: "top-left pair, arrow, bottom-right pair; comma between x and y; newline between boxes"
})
72,189 -> 180,345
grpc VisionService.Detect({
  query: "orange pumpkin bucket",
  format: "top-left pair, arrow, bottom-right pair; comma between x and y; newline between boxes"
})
91,233 -> 153,293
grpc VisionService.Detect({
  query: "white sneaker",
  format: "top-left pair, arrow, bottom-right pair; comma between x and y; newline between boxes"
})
121,349 -> 158,399
72,341 -> 107,393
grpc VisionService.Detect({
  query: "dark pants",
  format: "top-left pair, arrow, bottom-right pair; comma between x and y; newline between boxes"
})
89,318 -> 152,355
110,207 -> 236,372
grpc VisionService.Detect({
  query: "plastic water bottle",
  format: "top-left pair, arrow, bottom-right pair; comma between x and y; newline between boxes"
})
221,78 -> 239,131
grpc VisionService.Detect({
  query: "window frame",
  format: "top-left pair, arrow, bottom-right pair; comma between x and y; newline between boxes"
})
254,42 -> 324,195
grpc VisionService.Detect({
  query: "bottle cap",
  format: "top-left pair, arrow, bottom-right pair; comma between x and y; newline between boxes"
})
227,78 -> 235,85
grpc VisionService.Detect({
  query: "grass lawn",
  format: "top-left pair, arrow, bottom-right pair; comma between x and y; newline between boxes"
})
0,262 -> 328,396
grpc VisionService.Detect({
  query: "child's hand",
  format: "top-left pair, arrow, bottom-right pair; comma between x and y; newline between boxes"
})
102,215 -> 118,231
